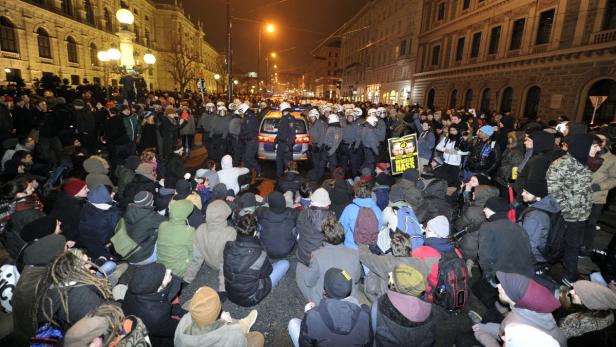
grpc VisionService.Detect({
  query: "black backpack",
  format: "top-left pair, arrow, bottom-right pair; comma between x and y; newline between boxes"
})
429,250 -> 468,310
524,208 -> 566,263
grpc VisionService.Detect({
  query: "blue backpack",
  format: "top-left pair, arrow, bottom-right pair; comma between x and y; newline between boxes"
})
395,206 -> 424,250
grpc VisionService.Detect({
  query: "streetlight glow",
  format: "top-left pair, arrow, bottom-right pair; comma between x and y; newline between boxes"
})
107,48 -> 121,61
273,64 -> 278,69
265,24 -> 275,33
143,53 -> 156,65
97,51 -> 110,62
214,74 -> 221,80
233,80 -> 239,85
270,52 -> 277,58
116,9 -> 135,25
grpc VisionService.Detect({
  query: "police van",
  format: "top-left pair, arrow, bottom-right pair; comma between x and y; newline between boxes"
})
257,108 -> 310,161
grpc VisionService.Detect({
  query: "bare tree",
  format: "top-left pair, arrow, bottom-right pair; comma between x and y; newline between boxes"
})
167,38 -> 199,92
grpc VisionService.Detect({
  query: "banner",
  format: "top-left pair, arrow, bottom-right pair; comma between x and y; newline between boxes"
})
388,134 -> 419,175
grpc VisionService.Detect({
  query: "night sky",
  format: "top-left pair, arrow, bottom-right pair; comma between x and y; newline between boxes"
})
182,0 -> 369,76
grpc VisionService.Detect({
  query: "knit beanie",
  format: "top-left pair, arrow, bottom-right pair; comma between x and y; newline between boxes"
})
21,216 -> 57,242
479,125 -> 495,137
376,173 -> 395,186
133,191 -> 154,207
174,179 -> 192,200
124,155 -> 141,171
190,286 -> 221,327
392,264 -> 425,297
523,179 -> 548,198
63,179 -> 87,196
565,134 -> 594,165
267,191 -> 286,214
402,168 -> 419,181
484,196 -> 510,213
238,192 -> 257,210
496,271 -> 560,313
426,215 -> 449,238
572,280 -> 616,310
323,268 -> 353,299
135,163 -> 156,182
83,156 -> 109,175
86,173 -> 113,190
64,316 -> 109,347
310,188 -> 331,208
389,186 -> 405,203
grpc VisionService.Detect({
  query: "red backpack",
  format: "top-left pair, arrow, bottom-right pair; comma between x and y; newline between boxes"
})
352,203 -> 379,246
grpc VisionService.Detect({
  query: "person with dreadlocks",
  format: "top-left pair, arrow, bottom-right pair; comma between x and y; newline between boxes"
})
33,249 -> 115,332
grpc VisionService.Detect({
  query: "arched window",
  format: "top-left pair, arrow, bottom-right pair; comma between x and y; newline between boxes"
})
426,88 -> 436,109
480,88 -> 491,113
0,17 -> 18,53
500,87 -> 513,113
104,8 -> 113,32
90,43 -> 97,66
66,36 -> 78,63
37,28 -> 51,58
61,0 -> 74,16
145,29 -> 150,46
583,79 -> 616,124
523,86 -> 541,118
84,0 -> 95,25
449,89 -> 457,109
463,89 -> 473,109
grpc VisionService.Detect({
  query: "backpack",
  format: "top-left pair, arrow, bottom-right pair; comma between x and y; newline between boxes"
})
353,203 -> 379,246
394,206 -> 424,250
428,250 -> 468,310
110,219 -> 141,260
522,207 -> 566,263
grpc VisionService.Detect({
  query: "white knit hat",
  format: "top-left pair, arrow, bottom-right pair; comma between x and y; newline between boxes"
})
426,215 -> 449,238
310,188 -> 331,208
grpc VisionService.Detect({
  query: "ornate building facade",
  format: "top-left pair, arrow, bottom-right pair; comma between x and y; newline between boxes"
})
338,0 -> 422,105
0,0 -> 221,92
413,0 -> 616,122
304,37 -> 341,99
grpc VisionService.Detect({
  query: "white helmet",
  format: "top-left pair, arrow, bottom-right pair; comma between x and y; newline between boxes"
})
377,107 -> 387,118
279,102 -> 291,112
259,101 -> 267,108
228,102 -> 238,111
205,102 -> 215,112
335,104 -> 344,113
555,121 -> 568,134
236,103 -> 249,115
217,105 -> 227,116
367,108 -> 378,117
352,107 -> 363,118
216,101 -> 225,107
308,109 -> 320,120
343,103 -> 354,110
344,108 -> 354,117
366,115 -> 378,126
327,113 -> 340,124
322,105 -> 332,114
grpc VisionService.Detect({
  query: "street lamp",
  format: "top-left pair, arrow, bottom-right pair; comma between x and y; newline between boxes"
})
233,80 -> 239,85
97,51 -> 110,62
116,9 -> 135,25
116,9 -> 136,69
107,48 -> 121,61
143,53 -> 156,65
271,52 -> 277,58
265,52 -> 277,92
258,23 -> 275,95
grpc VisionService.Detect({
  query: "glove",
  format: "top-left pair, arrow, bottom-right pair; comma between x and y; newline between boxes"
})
591,183 -> 601,192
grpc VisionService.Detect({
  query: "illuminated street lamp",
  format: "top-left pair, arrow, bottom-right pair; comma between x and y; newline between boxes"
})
143,53 -> 156,65
97,51 -> 110,62
107,48 -> 121,61
265,23 -> 275,33
116,9 -> 136,69
233,80 -> 239,85
271,52 -> 277,58
116,9 -> 135,25
258,22 -> 275,96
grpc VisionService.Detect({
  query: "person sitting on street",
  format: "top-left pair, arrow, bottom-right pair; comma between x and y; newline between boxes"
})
256,191 -> 299,259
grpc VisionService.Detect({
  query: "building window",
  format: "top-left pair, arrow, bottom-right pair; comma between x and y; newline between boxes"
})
61,0 -> 74,16
84,0 -> 95,25
0,17 -> 18,53
463,0 -> 471,10
104,8 -> 113,32
455,37 -> 465,61
523,86 -> 541,118
400,39 -> 407,56
437,2 -> 445,20
135,25 -> 140,44
488,26 -> 501,54
431,45 -> 441,65
70,75 -> 80,85
5,68 -> 21,83
449,89 -> 458,109
90,43 -> 97,66
37,28 -> 52,58
145,30 -> 150,46
500,87 -> 513,113
509,18 -> 525,50
470,32 -> 481,58
67,36 -> 78,63
427,88 -> 436,109
604,0 -> 616,30
480,88 -> 491,113
536,9 -> 555,44
464,89 -> 473,109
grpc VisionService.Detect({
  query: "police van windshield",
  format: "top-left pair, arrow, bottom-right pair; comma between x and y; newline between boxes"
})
261,118 -> 307,135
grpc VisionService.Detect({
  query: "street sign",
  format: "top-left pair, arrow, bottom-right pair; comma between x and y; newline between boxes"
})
589,95 -> 608,124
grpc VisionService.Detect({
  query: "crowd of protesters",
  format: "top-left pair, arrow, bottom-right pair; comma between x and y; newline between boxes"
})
0,80 -> 616,347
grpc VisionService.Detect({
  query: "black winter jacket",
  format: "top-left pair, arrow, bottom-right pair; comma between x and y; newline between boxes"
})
78,202 -> 121,259
104,115 -> 130,146
121,174 -> 157,209
50,192 -> 83,242
276,170 -> 304,195
374,294 -> 435,347
296,207 -> 332,265
466,138 -> 501,178
123,205 -> 167,263
256,206 -> 298,259
223,236 -> 273,307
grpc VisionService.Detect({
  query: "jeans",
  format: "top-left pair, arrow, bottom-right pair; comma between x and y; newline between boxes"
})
132,244 -> 157,265
288,318 -> 301,347
269,259 -> 290,288
563,220 -> 586,281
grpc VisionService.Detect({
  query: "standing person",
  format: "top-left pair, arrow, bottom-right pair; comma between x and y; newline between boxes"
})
198,102 -> 216,156
33,98 -> 63,165
242,102 -> 261,178
357,114 -> 380,175
228,104 -> 245,166
121,104 -> 140,150
288,268 -> 371,347
159,106 -> 179,160
138,111 -> 159,153
417,120 -> 436,172
73,99 -> 97,154
339,108 -> 363,178
275,102 -> 296,178
307,108 -> 327,180
318,113 -> 342,179
179,104 -> 196,158
209,105 -> 230,163
435,124 -> 468,187
547,134 -> 597,284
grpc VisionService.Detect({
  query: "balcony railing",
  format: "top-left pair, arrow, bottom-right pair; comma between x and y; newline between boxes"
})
592,28 -> 616,44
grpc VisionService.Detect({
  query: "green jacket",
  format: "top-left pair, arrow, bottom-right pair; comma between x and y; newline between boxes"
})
157,200 -> 194,276
547,152 -> 592,222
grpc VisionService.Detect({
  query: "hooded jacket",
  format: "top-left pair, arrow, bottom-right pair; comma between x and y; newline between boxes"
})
340,197 -> 383,249
78,187 -> 120,259
478,212 -> 535,281
184,200 -> 236,290
174,314 -> 248,347
276,170 -> 304,195
50,191 -> 83,242
122,263 -> 182,338
390,177 -> 424,213
156,200 -> 195,277
122,204 -> 167,263
323,179 -> 353,219
416,178 -> 453,222
497,131 -> 525,184
520,195 -> 560,264
223,235 -> 273,307
455,185 -> 499,261
256,205 -> 298,258
218,155 -> 249,194
299,297 -> 371,347
296,207 -> 332,265
514,131 -> 559,194
547,149 -> 592,222
374,291 -> 435,347
501,307 -> 566,347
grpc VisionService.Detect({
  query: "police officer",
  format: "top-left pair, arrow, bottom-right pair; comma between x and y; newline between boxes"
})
357,114 -> 380,174
320,113 -> 342,179
339,107 -> 363,178
209,105 -> 230,162
307,108 -> 327,180
241,103 -> 261,178
198,102 -> 216,155
229,103 -> 245,166
275,102 -> 296,178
